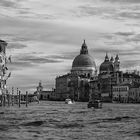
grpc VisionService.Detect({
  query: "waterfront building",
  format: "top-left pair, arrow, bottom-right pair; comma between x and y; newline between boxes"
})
37,81 -> 43,92
34,81 -> 52,100
53,40 -> 140,102
98,53 -> 140,102
39,91 -> 52,100
111,71 -> 140,103
98,53 -> 124,102
123,71 -> 140,85
54,40 -> 97,101
112,84 -> 130,103
68,74 -> 92,101
128,87 -> 140,103
0,40 -> 7,94
0,40 -> 11,105
54,73 -> 71,101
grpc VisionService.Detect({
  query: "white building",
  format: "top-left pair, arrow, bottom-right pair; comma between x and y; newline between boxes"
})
112,84 -> 130,103
129,88 -> 140,103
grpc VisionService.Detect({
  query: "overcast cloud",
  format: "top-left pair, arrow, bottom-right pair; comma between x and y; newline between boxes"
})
1,0 -> 140,92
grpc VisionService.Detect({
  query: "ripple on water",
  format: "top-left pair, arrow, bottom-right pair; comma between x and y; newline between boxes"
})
0,125 -> 9,131
55,122 -> 85,129
22,120 -> 45,126
98,115 -> 137,123
0,102 -> 140,140
133,130 -> 140,136
0,112 -> 4,114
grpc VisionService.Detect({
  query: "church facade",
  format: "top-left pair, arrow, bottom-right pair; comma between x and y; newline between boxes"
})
34,81 -> 52,100
98,54 -> 140,102
98,53 -> 123,102
54,40 -> 97,101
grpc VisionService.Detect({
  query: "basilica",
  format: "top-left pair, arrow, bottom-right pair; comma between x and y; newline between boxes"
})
52,41 -> 140,102
51,40 -> 97,101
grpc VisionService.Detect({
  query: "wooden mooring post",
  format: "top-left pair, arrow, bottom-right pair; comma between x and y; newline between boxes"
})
18,90 -> 21,108
26,91 -> 28,108
17,88 -> 18,96
0,87 -> 29,108
12,87 -> 14,106
0,95 -> 2,106
3,95 -> 6,107
7,94 -> 10,107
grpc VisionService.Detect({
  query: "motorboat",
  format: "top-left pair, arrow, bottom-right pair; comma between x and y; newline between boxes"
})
65,99 -> 74,104
87,100 -> 102,109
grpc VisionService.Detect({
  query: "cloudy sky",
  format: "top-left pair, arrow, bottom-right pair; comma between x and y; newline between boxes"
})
1,0 -> 140,93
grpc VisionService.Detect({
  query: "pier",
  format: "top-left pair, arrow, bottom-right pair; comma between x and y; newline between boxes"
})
0,88 -> 29,108
0,40 -> 30,108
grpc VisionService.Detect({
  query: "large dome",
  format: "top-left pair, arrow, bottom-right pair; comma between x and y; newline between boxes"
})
71,40 -> 96,76
72,54 -> 96,68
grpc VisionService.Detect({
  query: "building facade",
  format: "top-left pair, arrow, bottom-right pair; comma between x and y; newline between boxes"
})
0,40 -> 10,96
34,81 -> 52,100
99,53 -> 140,102
98,53 -> 123,102
0,40 -> 12,106
112,84 -> 130,103
128,88 -> 140,103
54,73 -> 71,100
54,40 -> 97,101
53,41 -> 140,103
68,74 -> 92,101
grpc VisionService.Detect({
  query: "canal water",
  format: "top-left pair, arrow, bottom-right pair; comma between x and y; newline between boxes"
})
0,101 -> 140,140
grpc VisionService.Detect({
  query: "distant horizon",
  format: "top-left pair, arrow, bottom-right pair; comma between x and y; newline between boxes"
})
1,0 -> 140,93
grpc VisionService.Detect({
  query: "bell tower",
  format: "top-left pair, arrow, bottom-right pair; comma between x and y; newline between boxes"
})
110,56 -> 114,63
114,54 -> 120,72
37,81 -> 43,92
104,53 -> 109,62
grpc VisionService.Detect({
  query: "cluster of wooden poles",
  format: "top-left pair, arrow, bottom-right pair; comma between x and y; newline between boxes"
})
0,88 -> 29,108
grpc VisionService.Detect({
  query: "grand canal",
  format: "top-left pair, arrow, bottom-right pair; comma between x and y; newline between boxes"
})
0,101 -> 140,140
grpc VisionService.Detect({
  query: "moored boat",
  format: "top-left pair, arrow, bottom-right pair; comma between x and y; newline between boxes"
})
87,100 -> 102,109
65,99 -> 74,104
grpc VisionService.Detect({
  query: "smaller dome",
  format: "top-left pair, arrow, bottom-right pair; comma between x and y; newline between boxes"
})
100,61 -> 114,73
100,53 -> 114,73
